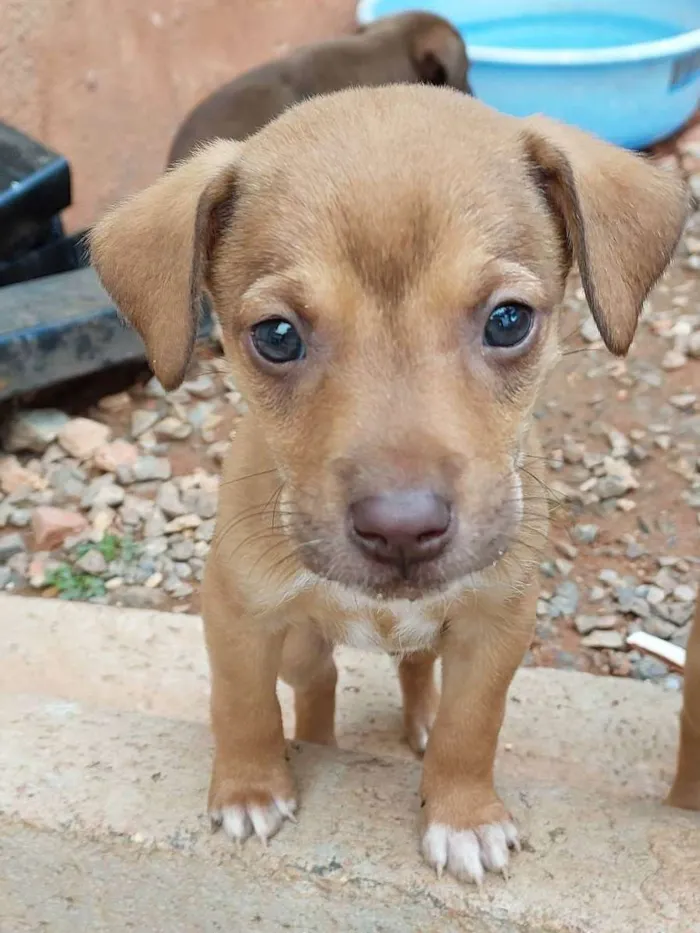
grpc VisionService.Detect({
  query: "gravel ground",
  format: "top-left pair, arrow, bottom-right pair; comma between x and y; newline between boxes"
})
1,120 -> 698,689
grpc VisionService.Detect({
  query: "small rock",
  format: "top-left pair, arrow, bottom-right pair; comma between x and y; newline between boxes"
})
182,487 -> 218,520
588,585 -> 607,603
91,509 -> 115,540
141,536 -> 168,558
554,539 -> 578,560
625,540 -> 646,560
642,616 -> 678,640
169,540 -> 195,562
654,568 -> 678,593
131,409 -> 161,438
633,657 -> 669,680
155,416 -> 192,441
616,499 -> 636,514
547,580 -> 579,618
57,418 -> 111,460
195,519 -> 216,543
654,602 -> 693,627
164,514 -> 201,534
616,589 -> 650,618
663,674 -> 683,691
599,568 -> 620,586
554,558 -> 573,577
605,427 -> 630,458
669,393 -> 697,412
0,457 -> 45,495
3,409 -> 70,453
644,585 -> 666,606
0,532 -> 25,560
207,441 -> 230,463
28,554 -> 59,588
164,577 -> 194,599
93,440 -> 138,473
572,523 -> 599,545
75,549 -> 108,575
117,586 -> 168,610
156,482 -> 186,518
32,507 -> 88,550
674,584 -> 696,603
187,401 -> 216,430
581,630 -> 624,650
0,566 -> 13,589
661,349 -> 687,371
595,474 -> 636,501
132,456 -> 172,483
183,374 -> 217,399
688,332 -> 700,359
98,391 -> 132,413
580,318 -> 600,343
81,480 -> 125,510
144,510 -> 167,538
142,377 -> 167,398
575,614 -> 617,635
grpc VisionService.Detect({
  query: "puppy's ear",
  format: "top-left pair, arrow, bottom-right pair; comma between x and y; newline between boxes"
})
522,116 -> 689,355
411,24 -> 470,93
90,140 -> 241,389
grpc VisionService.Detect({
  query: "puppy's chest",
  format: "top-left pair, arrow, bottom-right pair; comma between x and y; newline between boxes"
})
332,597 -> 444,654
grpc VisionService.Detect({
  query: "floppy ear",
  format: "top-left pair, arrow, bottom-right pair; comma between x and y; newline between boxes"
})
90,139 -> 241,389
522,116 -> 689,355
412,24 -> 470,93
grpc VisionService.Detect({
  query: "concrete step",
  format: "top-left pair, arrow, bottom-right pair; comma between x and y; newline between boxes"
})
0,595 -> 686,793
2,692 -> 699,933
1,594 -> 699,931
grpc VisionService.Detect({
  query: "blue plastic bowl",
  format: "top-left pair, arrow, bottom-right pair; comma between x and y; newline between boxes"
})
357,0 -> 700,149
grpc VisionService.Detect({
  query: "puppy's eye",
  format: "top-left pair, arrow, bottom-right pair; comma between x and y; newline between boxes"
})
484,303 -> 533,349
250,318 -> 305,364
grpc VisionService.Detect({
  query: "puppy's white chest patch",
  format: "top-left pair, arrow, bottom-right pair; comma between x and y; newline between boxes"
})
341,599 -> 440,654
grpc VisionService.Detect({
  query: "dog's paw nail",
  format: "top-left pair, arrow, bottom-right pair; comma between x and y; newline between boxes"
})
220,806 -> 253,843
275,798 -> 298,823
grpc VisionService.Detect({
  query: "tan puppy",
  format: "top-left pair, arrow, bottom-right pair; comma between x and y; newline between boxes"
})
668,598 -> 700,810
91,86 -> 688,885
168,12 -> 470,164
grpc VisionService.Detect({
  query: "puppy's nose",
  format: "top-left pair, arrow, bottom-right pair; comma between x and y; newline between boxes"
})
349,490 -> 452,568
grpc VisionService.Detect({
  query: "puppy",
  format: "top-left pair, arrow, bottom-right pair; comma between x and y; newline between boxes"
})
167,12 -> 470,164
92,85 -> 688,884
668,598 -> 700,810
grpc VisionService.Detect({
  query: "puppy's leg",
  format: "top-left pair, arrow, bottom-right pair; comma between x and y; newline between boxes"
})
667,598 -> 700,810
399,651 -> 439,756
205,569 -> 295,845
281,623 -> 338,746
420,584 -> 537,884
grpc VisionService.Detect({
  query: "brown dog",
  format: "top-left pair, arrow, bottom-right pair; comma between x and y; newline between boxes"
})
167,12 -> 470,164
668,599 -> 700,810
91,86 -> 688,884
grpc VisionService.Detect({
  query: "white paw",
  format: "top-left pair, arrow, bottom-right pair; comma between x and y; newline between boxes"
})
211,798 -> 297,844
421,820 -> 520,885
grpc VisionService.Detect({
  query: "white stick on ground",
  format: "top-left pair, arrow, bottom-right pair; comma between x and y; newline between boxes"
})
626,631 -> 686,673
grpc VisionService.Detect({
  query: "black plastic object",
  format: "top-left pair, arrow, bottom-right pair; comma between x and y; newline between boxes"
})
0,267 -> 213,402
0,122 -> 71,262
0,226 -> 87,288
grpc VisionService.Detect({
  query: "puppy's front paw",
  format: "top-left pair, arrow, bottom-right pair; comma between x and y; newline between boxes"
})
421,819 -> 519,885
420,791 -> 519,885
209,761 -> 297,845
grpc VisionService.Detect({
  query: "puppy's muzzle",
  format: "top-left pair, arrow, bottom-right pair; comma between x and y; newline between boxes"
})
348,488 -> 454,573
